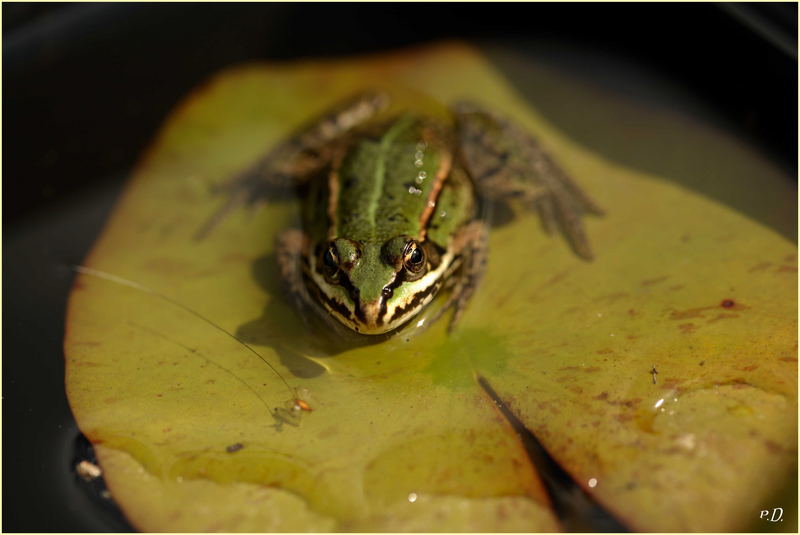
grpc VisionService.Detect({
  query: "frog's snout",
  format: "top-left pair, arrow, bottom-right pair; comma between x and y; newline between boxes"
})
354,296 -> 392,335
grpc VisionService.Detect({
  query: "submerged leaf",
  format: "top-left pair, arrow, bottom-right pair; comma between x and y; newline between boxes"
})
65,43 -> 796,531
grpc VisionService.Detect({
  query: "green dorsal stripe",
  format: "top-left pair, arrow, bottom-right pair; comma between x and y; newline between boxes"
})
365,115 -> 416,237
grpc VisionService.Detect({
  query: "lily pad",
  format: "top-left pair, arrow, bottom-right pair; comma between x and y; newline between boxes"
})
64,42 -> 796,531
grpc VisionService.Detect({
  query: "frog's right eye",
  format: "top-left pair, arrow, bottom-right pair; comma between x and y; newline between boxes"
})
321,244 -> 340,280
401,239 -> 427,281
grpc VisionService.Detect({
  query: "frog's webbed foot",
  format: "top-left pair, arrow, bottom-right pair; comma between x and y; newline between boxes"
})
452,101 -> 602,260
195,91 -> 390,240
427,221 -> 489,333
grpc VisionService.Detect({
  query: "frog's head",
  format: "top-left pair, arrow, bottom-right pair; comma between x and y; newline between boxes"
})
307,236 -> 449,335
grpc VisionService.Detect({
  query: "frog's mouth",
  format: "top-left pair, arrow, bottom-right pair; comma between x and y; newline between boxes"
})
355,279 -> 444,335
306,252 -> 454,335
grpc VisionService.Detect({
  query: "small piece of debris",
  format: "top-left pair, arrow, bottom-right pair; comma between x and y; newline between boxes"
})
650,365 -> 659,384
226,442 -> 244,453
76,460 -> 102,481
294,398 -> 313,412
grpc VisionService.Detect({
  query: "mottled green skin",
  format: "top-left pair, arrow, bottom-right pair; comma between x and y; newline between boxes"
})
425,166 -> 475,248
301,114 -> 475,306
335,115 -> 443,241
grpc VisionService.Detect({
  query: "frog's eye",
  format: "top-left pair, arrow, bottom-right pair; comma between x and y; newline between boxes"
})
321,244 -> 340,280
402,240 -> 427,278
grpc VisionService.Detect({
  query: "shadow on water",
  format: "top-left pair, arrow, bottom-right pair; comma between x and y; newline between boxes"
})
485,42 -> 797,243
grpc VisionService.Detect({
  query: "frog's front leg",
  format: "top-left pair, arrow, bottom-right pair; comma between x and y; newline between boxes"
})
275,228 -> 314,318
195,91 -> 389,239
453,101 -> 602,260
429,220 -> 489,333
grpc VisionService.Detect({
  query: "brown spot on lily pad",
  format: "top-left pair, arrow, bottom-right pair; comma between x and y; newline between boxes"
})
678,323 -> 698,334
669,300 -> 749,320
660,378 -> 682,389
764,440 -> 784,454
593,292 -> 629,303
707,313 -> 739,323
669,306 -> 717,320
748,262 -> 771,272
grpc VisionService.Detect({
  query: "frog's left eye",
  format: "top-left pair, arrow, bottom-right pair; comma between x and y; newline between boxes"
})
321,244 -> 340,280
402,240 -> 427,277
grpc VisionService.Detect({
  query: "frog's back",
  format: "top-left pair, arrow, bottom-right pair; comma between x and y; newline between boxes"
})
323,115 -> 473,246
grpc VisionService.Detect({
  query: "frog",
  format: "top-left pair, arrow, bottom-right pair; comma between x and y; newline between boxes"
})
197,92 -> 602,335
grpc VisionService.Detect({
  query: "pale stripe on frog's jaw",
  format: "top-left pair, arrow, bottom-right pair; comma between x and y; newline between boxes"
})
305,250 -> 455,335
